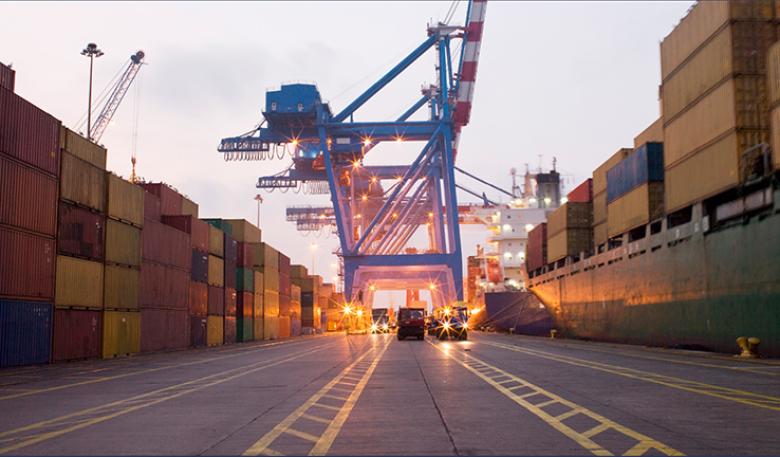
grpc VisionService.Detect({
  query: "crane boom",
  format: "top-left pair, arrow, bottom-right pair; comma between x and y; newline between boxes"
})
90,50 -> 145,143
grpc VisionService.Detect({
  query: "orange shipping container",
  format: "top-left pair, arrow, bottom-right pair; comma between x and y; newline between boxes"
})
607,182 -> 664,237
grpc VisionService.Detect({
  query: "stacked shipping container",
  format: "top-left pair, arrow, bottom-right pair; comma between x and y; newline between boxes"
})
606,143 -> 665,237
769,42 -> 780,170
546,202 -> 593,262
204,222 -> 225,346
592,148 -> 631,250
278,253 -> 292,338
525,223 -> 547,272
224,219 -> 261,342
258,243 -> 280,339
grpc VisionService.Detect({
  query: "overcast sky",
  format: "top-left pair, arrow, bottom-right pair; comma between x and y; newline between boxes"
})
2,1 -> 694,288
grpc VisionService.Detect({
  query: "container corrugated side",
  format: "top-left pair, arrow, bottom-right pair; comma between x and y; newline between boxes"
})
0,300 -> 52,367
0,88 -> 60,176
290,265 -> 308,279
0,62 -> 14,91
57,202 -> 104,261
291,284 -> 301,303
526,222 -> 547,271
0,154 -> 57,236
55,255 -> 103,309
141,219 -> 190,269
143,189 -> 161,222
62,127 -> 107,169
161,215 -> 208,252
224,316 -> 237,344
207,315 -> 224,346
139,261 -> 189,310
165,310 -> 189,351
769,41 -> 780,106
547,202 -> 593,236
191,249 -> 208,283
208,255 -> 225,286
53,309 -> 101,361
105,220 -> 141,267
107,174 -> 144,227
263,266 -> 281,291
224,235 -> 238,263
634,117 -> 664,148
593,148 -> 631,195
253,272 -> 264,340
547,228 -> 593,262
238,317 -> 254,342
225,288 -> 237,316
141,308 -> 189,352
278,315 -> 291,339
102,311 -> 140,358
208,285 -> 225,316
190,315 -> 207,347
606,143 -> 664,203
0,227 -> 55,300
207,225 -> 224,257
203,218 -> 233,236
225,258 -> 237,289
593,192 -> 608,225
189,282 -> 208,315
104,265 -> 139,310
140,183 -> 182,216
60,152 -> 106,212
256,243 -> 280,269
607,182 -> 664,237
567,179 -> 592,203
237,267 -> 254,291
593,221 -> 609,248
279,293 -> 291,318
772,107 -> 780,170
180,196 -> 199,218
237,242 -> 253,268
223,219 -> 261,243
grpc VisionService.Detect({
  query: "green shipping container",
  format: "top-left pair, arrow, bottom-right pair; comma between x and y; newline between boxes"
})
223,219 -> 261,243
237,267 -> 254,291
237,317 -> 254,342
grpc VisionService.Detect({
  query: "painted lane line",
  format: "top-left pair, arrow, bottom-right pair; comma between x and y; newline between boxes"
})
429,340 -> 683,457
0,343 -> 336,455
243,337 -> 391,457
484,341 -> 780,412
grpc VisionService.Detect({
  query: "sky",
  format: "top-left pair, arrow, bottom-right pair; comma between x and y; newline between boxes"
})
2,0 -> 695,292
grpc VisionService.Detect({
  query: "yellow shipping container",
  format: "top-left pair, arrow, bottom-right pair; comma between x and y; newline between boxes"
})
104,265 -> 139,310
208,255 -> 225,287
254,271 -> 264,340
290,265 -> 308,278
61,126 -> 107,169
633,118 -> 664,148
223,219 -> 261,243
264,316 -> 279,340
257,243 -> 279,269
60,152 -> 106,212
664,76 -> 770,166
107,174 -> 144,227
593,221 -> 608,249
593,192 -> 607,225
181,196 -> 199,218
547,202 -> 592,236
769,41 -> 780,106
102,311 -> 140,358
264,290 -> 280,316
55,255 -> 103,309
607,183 -> 664,237
263,266 -> 280,291
207,315 -> 224,346
208,226 -> 224,257
105,220 -> 141,267
547,228 -> 592,262
593,148 -> 631,195
772,107 -> 780,170
660,0 -> 775,80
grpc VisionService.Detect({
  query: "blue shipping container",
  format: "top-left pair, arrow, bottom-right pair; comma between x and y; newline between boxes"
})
0,300 -> 52,367
607,142 -> 664,203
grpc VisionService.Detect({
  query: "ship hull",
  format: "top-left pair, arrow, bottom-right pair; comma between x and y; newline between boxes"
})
482,291 -> 554,336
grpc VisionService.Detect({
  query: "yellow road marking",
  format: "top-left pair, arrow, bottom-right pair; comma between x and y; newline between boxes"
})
284,428 -> 320,443
300,414 -> 331,425
0,338 -> 311,402
0,343 -> 334,455
484,341 -> 780,412
243,337 -> 391,456
430,340 -> 683,457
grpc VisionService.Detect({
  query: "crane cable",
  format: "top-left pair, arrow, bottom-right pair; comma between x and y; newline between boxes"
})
130,70 -> 142,182
74,59 -> 127,133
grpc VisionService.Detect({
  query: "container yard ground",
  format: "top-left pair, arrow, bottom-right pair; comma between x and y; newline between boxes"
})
0,332 -> 778,455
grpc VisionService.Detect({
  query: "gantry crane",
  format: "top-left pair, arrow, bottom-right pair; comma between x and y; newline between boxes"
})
218,1 -> 487,308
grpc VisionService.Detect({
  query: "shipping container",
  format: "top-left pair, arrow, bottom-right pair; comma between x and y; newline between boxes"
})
660,0 -> 775,80
104,264 -> 139,310
60,152 -> 106,212
191,250 -> 208,283
107,174 -> 144,227
634,117 -> 664,148
161,215 -> 208,252
253,272 -> 264,340
190,315 -> 207,348
208,225 -> 224,257
139,261 -> 189,310
264,290 -> 280,319
237,267 -> 254,292
291,284 -> 301,303
264,316 -> 279,340
105,219 -> 141,267
224,235 -> 237,263
278,253 -> 291,273
593,221 -> 609,248
0,300 -> 52,367
225,258 -> 237,290
141,219 -> 190,269
567,179 -> 593,203
547,202 -> 593,236
208,285 -> 225,316
225,287 -> 237,316
278,315 -> 291,339
237,291 -> 253,319
1,155 -> 57,236
207,315 -> 224,346
773,107 -> 780,170
279,274 -> 291,297
770,41 -> 780,106
606,143 -> 664,203
0,61 -> 14,91
279,293 -> 291,317
290,265 -> 308,278
207,255 -> 224,286
53,308 -> 102,361
0,88 -> 60,176
224,316 -> 237,344
57,202 -> 104,260
165,310 -> 189,352
140,183 -> 182,216
237,242 -> 253,268
189,281 -> 208,315
256,243 -> 279,269
223,219 -> 261,243
291,313 -> 302,337
547,228 -> 593,262
180,196 -> 199,218
55,255 -> 103,309
141,308 -> 189,353
607,182 -> 665,237
593,148 -> 631,196
292,275 -> 320,294
102,311 -> 140,358
0,227 -> 55,300
61,126 -> 107,169
593,192 -> 608,225
664,76 -> 770,167
662,21 -> 776,122
238,317 -> 254,342
143,189 -> 161,222
264,266 -> 281,291
526,223 -> 547,272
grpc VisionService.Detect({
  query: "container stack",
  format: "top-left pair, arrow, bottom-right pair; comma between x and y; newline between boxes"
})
139,183 -> 191,354
633,118 -> 664,148
290,284 -> 302,337
769,42 -> 780,170
606,143 -> 665,237
326,292 -> 344,332
204,221 -> 225,346
318,283 -> 333,333
566,179 -> 593,203
56,128 -> 111,361
259,243 -> 280,340
278,253 -> 292,338
0,61 -> 15,91
0,86 -> 60,367
525,223 -> 547,273
592,148 -> 631,250
224,219 -> 261,343
224,233 -> 238,345
546,202 -> 593,262
294,271 -> 321,334
660,1 -> 778,212
253,270 -> 264,340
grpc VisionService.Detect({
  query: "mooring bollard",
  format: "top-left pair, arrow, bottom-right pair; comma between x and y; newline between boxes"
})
736,336 -> 760,358
550,329 -> 557,339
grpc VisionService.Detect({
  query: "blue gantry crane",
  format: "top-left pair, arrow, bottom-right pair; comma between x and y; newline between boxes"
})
219,0 -> 487,308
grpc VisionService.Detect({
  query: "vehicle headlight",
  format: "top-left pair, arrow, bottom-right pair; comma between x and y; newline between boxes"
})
371,324 -> 377,332
443,322 -> 450,330
462,322 -> 468,330
382,323 -> 389,330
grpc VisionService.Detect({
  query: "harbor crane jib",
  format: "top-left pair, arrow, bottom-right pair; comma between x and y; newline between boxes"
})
218,0 -> 487,308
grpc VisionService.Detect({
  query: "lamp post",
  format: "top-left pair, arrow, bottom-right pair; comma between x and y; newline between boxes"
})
254,194 -> 263,227
81,43 -> 104,141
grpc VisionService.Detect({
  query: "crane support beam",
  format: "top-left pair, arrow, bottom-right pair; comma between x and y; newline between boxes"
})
396,94 -> 431,122
454,165 -> 515,198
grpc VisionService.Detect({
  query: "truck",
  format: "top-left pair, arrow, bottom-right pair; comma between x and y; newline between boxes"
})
371,308 -> 390,334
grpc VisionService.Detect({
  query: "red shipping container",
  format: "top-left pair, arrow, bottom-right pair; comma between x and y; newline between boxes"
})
279,294 -> 291,317
189,282 -> 208,315
140,183 -> 182,216
141,308 -> 167,353
208,285 -> 224,315
0,226 -> 54,300
190,315 -> 207,347
161,215 -> 208,252
224,259 -> 237,289
139,261 -> 189,310
278,315 -> 291,339
142,189 -> 161,222
224,235 -> 237,262
142,219 -> 190,269
237,292 -> 253,318
0,88 -> 60,176
567,178 -> 593,203
57,202 -> 105,261
53,309 -> 101,361
279,273 -> 291,297
526,222 -> 547,272
237,242 -> 253,268
0,62 -> 14,91
0,154 -> 57,236
224,316 -> 236,344
278,253 -> 290,273
225,288 -> 237,317
166,309 -> 189,350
